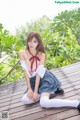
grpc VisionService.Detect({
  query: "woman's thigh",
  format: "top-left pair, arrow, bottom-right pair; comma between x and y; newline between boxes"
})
41,92 -> 50,97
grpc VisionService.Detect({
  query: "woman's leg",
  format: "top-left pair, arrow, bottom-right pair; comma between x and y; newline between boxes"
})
40,93 -> 79,108
22,92 -> 40,104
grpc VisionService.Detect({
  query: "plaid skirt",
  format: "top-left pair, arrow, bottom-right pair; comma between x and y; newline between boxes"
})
25,69 -> 61,94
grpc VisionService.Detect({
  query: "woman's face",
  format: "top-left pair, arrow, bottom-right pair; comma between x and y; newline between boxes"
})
28,37 -> 38,50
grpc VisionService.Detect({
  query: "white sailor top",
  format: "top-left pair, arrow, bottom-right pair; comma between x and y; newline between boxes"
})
20,50 -> 46,78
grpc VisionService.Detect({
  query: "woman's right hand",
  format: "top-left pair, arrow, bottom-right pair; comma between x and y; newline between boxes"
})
27,89 -> 33,99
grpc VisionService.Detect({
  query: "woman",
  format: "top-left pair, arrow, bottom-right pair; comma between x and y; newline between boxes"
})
19,32 -> 80,112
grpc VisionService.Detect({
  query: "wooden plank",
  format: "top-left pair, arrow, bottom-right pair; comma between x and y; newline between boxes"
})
0,92 -> 24,103
35,110 -> 80,120
65,115 -> 80,120
9,103 -> 39,114
52,66 -> 80,77
9,106 -> 69,120
10,107 -> 79,120
52,64 -> 80,75
0,105 -> 10,112
0,87 -> 26,97
54,73 -> 80,82
0,92 -> 22,100
51,62 -> 80,73
57,71 -> 80,79
0,80 -> 23,92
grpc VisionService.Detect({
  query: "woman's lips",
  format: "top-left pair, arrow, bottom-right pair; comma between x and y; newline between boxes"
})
30,46 -> 34,48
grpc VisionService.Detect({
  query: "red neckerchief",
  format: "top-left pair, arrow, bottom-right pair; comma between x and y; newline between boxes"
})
28,50 -> 40,72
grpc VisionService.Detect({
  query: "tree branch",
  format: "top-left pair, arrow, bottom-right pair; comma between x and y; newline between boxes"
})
0,55 -> 10,63
0,60 -> 20,82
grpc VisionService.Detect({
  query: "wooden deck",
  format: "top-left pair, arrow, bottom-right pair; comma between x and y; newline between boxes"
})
0,62 -> 80,120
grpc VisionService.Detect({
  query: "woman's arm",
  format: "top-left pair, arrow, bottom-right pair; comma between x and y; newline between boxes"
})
34,53 -> 46,92
34,74 -> 40,93
23,71 -> 32,90
19,50 -> 34,99
39,53 -> 46,66
33,53 -> 46,100
18,50 -> 32,90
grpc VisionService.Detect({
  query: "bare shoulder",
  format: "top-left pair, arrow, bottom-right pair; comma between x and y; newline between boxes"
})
38,52 -> 46,65
18,49 -> 25,59
19,49 -> 25,54
39,52 -> 46,59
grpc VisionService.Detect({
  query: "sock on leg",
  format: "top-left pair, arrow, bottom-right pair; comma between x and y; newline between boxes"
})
40,96 -> 79,108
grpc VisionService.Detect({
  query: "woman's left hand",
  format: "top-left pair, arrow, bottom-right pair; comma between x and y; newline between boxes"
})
33,92 -> 38,101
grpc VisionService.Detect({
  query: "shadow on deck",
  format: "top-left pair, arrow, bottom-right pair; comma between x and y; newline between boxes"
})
0,62 -> 80,120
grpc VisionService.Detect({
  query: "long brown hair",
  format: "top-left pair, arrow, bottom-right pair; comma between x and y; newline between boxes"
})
26,32 -> 45,53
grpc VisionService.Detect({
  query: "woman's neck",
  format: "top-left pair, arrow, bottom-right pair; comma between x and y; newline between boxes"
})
28,49 -> 37,56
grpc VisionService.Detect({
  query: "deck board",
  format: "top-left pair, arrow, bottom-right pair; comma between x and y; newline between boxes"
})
0,62 -> 80,120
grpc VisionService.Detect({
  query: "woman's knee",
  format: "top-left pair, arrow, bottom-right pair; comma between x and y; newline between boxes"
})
40,96 -> 50,108
21,93 -> 32,104
21,93 -> 40,105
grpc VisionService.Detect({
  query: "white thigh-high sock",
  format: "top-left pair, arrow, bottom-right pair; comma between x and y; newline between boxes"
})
21,93 -> 40,104
40,96 -> 79,108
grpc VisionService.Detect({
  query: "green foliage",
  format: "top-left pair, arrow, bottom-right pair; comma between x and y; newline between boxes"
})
0,24 -> 24,84
52,8 -> 80,44
45,8 -> 80,68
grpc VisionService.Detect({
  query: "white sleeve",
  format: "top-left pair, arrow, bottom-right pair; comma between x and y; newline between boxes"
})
20,60 -> 30,77
36,65 -> 46,78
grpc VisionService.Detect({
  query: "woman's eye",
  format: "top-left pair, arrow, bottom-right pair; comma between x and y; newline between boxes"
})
34,40 -> 37,43
28,39 -> 32,42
